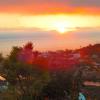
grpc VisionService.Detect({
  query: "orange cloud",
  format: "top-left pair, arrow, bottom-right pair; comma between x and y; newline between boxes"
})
0,2 -> 100,15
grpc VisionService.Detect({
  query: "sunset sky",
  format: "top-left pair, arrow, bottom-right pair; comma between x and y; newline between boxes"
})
0,0 -> 100,56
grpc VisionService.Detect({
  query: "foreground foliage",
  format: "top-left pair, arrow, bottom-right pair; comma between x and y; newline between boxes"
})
0,43 -> 100,100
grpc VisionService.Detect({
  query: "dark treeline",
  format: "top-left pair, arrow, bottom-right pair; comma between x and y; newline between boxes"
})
0,42 -> 100,100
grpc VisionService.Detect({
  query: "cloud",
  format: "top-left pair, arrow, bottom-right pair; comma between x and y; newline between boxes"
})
68,0 -> 100,7
0,27 -> 100,40
0,0 -> 100,7
72,27 -> 100,39
0,0 -> 100,15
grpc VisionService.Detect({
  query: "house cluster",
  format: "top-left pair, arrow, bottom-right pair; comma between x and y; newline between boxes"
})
17,44 -> 100,71
17,43 -> 100,71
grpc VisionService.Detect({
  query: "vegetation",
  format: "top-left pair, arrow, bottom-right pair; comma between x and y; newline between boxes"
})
0,42 -> 100,100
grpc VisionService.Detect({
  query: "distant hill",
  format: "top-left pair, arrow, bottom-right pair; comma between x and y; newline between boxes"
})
77,44 -> 100,57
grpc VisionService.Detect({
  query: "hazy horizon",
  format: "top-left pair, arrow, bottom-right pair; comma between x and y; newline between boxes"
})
0,27 -> 100,56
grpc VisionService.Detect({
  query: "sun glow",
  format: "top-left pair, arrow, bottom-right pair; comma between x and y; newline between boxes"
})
0,14 -> 100,33
53,22 -> 70,34
57,27 -> 66,33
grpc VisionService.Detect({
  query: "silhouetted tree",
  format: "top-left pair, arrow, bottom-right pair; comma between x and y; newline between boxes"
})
2,43 -> 50,100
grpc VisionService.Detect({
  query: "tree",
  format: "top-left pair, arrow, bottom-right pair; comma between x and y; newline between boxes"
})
42,69 -> 73,100
0,53 -> 3,63
2,43 -> 50,100
0,53 -> 5,79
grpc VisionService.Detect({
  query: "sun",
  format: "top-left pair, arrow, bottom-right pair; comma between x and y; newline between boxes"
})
57,26 -> 66,33
54,22 -> 69,34
53,21 -> 77,34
